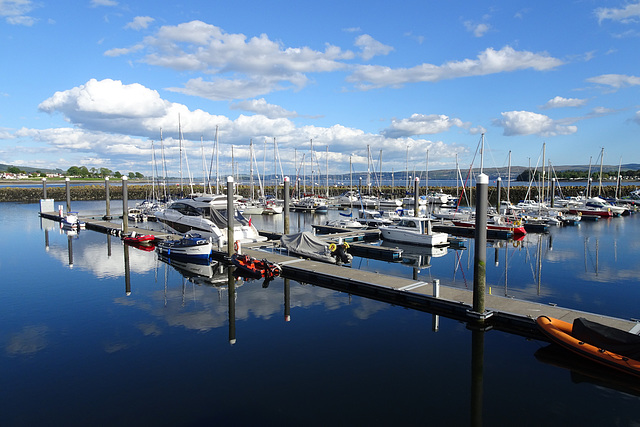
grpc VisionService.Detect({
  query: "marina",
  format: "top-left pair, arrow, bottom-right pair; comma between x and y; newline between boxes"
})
3,186 -> 640,426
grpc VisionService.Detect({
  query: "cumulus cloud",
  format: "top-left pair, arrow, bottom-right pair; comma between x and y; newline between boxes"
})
586,73 -> 640,90
347,46 -> 563,89
381,114 -> 469,138
28,78 -> 465,174
595,1 -> 640,24
230,98 -> 297,119
493,111 -> 578,137
1,0 -> 37,26
354,34 -> 394,60
125,16 -> 154,30
106,20 -> 353,99
542,96 -> 588,109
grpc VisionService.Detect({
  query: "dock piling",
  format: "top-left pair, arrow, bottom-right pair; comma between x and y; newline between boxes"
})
284,176 -> 290,235
42,177 -> 47,199
104,177 -> 112,220
227,176 -> 234,256
65,177 -> 71,213
471,173 -> 492,322
122,176 -> 128,234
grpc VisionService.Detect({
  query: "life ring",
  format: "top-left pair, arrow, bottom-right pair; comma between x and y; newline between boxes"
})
233,240 -> 239,252
329,243 -> 337,252
343,241 -> 350,249
512,240 -> 520,248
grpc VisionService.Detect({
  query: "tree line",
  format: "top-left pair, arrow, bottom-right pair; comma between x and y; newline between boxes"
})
65,166 -> 144,179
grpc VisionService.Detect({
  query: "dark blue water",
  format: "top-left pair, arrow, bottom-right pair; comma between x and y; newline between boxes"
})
1,201 -> 639,426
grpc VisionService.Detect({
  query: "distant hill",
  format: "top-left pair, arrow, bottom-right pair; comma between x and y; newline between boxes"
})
0,163 -> 65,175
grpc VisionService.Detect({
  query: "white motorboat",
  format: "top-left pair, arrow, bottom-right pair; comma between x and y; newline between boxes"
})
358,209 -> 393,227
154,198 -> 266,247
61,212 -> 86,229
379,216 -> 449,246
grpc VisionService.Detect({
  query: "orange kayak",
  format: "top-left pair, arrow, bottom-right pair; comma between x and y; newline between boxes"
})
536,316 -> 640,378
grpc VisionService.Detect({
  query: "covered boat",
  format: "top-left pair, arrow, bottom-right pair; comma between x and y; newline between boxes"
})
536,316 -> 640,378
231,253 -> 281,280
280,231 -> 352,264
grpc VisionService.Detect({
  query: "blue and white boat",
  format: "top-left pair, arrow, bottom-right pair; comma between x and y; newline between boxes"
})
156,233 -> 213,260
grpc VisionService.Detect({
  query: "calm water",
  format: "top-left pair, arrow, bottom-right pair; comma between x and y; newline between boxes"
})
2,201 -> 640,426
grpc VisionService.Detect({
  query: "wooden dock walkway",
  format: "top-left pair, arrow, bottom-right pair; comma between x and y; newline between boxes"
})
40,210 -> 640,342
237,245 -> 640,341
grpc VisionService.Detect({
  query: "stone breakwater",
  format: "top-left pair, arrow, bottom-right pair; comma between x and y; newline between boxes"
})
0,183 -> 635,204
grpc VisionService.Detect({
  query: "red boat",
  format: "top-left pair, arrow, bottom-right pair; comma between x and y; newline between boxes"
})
122,232 -> 155,246
567,207 -> 613,218
452,216 -> 527,237
231,253 -> 281,280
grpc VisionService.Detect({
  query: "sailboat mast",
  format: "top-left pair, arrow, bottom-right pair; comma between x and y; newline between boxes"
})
160,128 -> 168,201
615,156 -> 622,199
250,139 -> 254,200
541,142 -> 546,204
178,114 -> 183,196
215,126 -> 219,194
598,147 -> 604,196
201,135 -> 206,194
480,133 -> 485,174
507,151 -> 511,205
326,145 -> 329,198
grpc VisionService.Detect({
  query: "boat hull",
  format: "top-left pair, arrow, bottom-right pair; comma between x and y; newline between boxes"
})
536,316 -> 640,378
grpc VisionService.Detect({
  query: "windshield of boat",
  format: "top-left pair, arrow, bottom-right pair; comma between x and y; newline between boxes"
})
168,202 -> 205,216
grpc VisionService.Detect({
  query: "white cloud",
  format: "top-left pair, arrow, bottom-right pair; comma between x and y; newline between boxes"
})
633,111 -> 640,125
381,114 -> 469,138
347,46 -> 563,89
542,96 -> 588,109
125,16 -> 154,30
354,34 -> 393,60
586,73 -> 640,90
91,0 -> 118,7
595,1 -> 640,24
0,0 -> 37,26
230,98 -> 297,119
493,111 -> 578,137
108,20 -> 353,100
27,78 -> 465,174
464,21 -> 491,37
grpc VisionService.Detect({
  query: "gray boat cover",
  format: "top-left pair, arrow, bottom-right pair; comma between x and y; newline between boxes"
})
280,232 -> 335,263
572,317 -> 640,360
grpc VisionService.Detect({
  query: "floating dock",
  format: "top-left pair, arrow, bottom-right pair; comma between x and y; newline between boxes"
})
40,210 -> 640,342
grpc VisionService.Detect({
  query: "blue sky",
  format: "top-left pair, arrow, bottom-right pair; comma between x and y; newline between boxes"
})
1,0 -> 639,179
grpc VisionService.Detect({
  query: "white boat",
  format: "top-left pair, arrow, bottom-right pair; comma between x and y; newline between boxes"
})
61,212 -> 86,229
358,209 -> 393,227
379,216 -> 449,246
585,197 -> 628,216
331,191 -> 359,207
127,208 -> 148,222
324,217 -> 366,229
156,233 -> 213,260
154,198 -> 266,247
